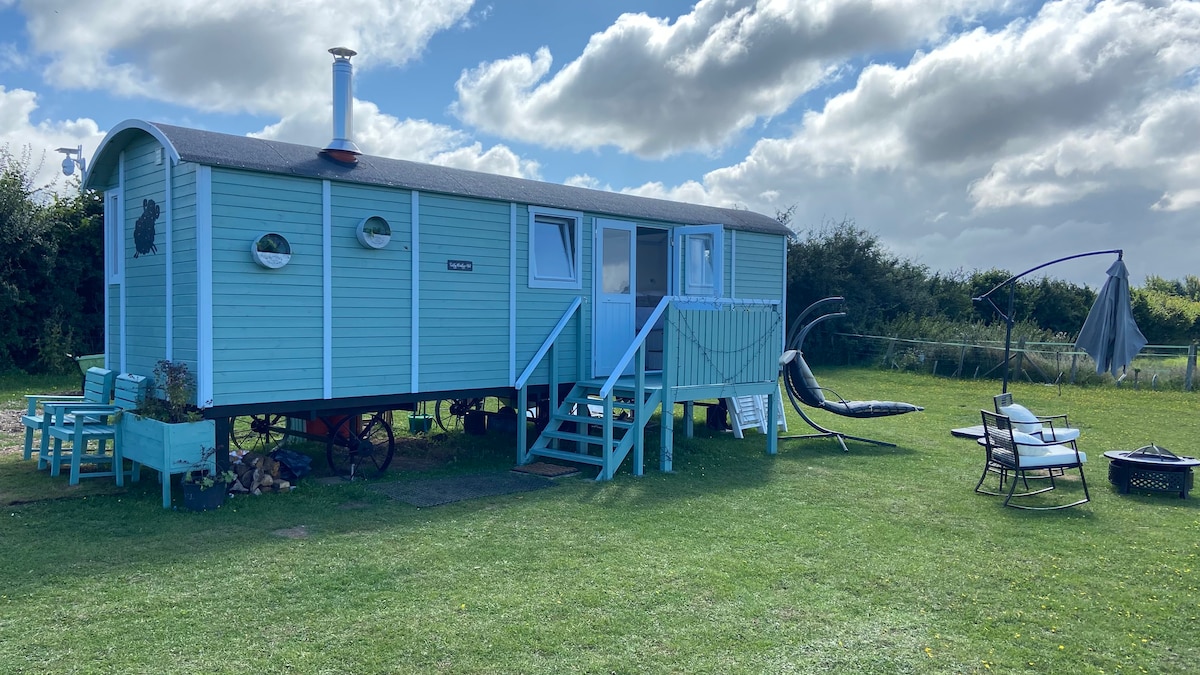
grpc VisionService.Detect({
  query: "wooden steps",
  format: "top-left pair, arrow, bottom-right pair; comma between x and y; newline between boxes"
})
522,380 -> 661,480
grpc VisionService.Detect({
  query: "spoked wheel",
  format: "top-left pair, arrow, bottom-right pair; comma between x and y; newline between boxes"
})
231,413 -> 288,452
324,412 -> 395,479
433,398 -> 485,432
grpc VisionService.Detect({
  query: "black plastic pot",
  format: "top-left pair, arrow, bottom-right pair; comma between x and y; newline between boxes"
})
182,481 -> 227,512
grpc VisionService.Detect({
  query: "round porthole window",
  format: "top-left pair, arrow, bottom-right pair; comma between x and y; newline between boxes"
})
356,216 -> 392,249
251,233 -> 292,269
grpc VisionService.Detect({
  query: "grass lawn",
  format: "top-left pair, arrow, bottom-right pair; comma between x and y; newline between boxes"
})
1,369 -> 1197,674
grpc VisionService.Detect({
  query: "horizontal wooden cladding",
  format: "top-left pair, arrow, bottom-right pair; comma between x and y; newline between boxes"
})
208,169 -> 324,405
329,182 -> 414,398
415,193 -> 510,391
120,135 -> 168,379
667,303 -> 783,389
734,231 -> 785,300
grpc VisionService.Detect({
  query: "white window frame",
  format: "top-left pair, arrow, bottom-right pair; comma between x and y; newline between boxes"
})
674,224 -> 724,297
528,205 -> 583,289
105,192 -> 123,283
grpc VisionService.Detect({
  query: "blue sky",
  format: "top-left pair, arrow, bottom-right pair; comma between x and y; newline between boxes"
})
2,0 -> 1198,287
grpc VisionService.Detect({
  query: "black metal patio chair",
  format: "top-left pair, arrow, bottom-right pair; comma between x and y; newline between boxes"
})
977,410 -> 1090,510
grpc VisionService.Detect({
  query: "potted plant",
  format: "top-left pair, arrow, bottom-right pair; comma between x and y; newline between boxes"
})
251,232 -> 292,268
180,450 -> 236,512
119,360 -> 219,509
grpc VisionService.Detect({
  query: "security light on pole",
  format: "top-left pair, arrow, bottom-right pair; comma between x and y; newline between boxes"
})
57,145 -> 85,176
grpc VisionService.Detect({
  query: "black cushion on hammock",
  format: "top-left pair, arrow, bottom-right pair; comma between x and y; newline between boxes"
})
821,399 -> 924,418
784,357 -> 923,419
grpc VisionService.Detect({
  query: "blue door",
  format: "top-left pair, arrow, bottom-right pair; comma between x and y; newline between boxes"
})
593,219 -> 637,377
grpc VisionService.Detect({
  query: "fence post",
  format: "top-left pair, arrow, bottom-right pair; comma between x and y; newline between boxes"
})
1186,342 -> 1196,393
956,341 -> 966,378
884,337 -> 896,369
1014,336 -> 1026,384
1070,352 -> 1078,384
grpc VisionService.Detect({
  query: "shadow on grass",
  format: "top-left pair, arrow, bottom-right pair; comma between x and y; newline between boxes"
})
0,415 -> 823,600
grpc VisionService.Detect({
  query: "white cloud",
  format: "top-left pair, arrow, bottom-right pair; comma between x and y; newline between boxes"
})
971,87 -> 1200,211
454,0 -> 1004,158
429,142 -> 540,179
610,0 -> 1200,285
0,86 -> 105,193
7,0 -> 542,182
564,174 -> 604,190
252,99 -> 540,179
15,0 -> 475,115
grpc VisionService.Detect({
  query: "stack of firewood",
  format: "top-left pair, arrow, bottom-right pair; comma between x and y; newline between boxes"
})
229,452 -> 292,495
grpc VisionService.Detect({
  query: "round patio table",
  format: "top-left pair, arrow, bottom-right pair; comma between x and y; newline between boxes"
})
1104,446 -> 1198,499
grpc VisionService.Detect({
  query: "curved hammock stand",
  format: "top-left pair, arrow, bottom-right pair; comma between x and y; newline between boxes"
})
780,297 -> 923,452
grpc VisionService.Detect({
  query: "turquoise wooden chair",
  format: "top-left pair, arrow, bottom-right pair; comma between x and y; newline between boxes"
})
43,374 -> 148,486
22,367 -> 116,461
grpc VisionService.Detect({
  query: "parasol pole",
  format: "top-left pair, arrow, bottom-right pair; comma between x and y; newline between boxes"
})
973,249 -> 1123,394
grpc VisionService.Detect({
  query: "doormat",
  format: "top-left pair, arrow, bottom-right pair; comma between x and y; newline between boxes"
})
511,462 -> 580,478
368,472 -> 555,507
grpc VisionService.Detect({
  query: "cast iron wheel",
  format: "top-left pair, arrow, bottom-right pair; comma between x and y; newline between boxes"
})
231,413 -> 287,452
433,397 -> 484,432
324,412 -> 395,479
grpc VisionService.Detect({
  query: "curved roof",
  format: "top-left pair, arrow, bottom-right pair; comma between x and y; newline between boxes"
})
87,119 -> 791,236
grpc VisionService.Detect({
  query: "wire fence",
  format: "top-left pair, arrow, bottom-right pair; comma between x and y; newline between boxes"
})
831,332 -> 1198,392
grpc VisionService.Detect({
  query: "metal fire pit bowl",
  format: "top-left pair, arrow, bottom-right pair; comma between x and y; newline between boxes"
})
1104,445 -> 1199,499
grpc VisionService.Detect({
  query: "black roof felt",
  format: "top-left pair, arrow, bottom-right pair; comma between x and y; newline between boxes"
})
146,123 -> 790,236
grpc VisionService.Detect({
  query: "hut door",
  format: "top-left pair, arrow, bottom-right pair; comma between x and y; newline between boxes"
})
593,219 -> 637,377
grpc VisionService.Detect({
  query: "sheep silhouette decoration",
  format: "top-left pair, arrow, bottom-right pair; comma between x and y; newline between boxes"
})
133,198 -> 159,258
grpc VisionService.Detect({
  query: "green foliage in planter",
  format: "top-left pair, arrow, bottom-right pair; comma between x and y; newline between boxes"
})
182,466 -> 236,490
136,359 -> 203,423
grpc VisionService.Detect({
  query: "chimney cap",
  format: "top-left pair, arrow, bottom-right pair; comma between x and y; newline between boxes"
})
329,46 -> 357,59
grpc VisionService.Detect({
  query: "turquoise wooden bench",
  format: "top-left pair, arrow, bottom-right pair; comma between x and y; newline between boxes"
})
44,374 -> 148,486
22,367 -> 116,462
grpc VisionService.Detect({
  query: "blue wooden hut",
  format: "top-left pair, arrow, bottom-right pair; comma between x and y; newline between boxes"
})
82,49 -> 790,480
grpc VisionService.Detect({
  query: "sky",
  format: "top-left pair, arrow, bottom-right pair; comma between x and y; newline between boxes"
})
1,0 -> 1197,287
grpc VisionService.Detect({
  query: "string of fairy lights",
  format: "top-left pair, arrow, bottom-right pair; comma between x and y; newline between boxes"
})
666,303 -> 783,388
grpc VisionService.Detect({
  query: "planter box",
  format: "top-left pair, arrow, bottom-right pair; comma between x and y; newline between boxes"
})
119,414 -> 216,509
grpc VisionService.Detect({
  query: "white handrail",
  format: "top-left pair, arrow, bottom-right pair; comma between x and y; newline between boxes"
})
515,297 -> 583,389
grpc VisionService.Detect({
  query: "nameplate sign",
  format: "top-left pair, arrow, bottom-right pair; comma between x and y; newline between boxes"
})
447,260 -> 474,271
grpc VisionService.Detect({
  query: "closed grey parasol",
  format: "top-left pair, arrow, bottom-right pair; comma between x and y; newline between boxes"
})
1074,259 -> 1147,377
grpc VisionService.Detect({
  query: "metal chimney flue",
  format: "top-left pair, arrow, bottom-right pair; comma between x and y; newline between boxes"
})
323,47 -> 361,163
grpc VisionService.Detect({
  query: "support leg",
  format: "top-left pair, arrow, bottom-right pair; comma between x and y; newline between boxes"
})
660,400 -> 674,473
766,390 -> 778,456
23,425 -> 35,460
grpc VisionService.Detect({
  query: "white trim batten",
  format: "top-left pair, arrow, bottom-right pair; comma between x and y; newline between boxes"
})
164,158 -> 173,361
509,202 -> 517,385
781,236 -> 788,354
322,180 -> 332,399
411,191 -> 420,392
196,165 -> 214,407
118,152 -> 127,373
730,229 -> 737,299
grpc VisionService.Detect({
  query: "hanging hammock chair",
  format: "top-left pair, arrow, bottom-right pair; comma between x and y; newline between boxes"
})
781,297 -> 923,452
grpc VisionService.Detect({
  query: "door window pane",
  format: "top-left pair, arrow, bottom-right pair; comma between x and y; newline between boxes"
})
686,234 -> 714,292
602,228 -> 631,294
